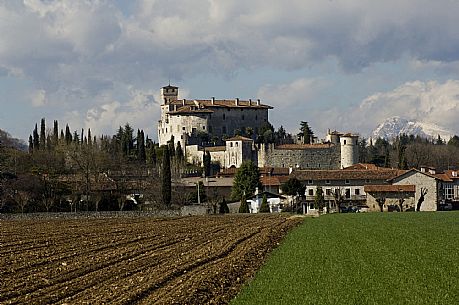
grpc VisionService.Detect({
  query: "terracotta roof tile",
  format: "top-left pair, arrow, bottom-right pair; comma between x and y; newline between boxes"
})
275,143 -> 336,150
226,136 -> 253,142
364,185 -> 415,192
291,169 -> 406,181
170,99 -> 272,110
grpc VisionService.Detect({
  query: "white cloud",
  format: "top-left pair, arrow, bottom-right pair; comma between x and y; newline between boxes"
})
2,0 -> 459,139
83,89 -> 160,139
258,78 -> 330,134
343,80 -> 459,137
31,89 -> 47,107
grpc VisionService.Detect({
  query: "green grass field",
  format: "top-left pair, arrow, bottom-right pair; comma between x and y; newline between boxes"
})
232,212 -> 459,305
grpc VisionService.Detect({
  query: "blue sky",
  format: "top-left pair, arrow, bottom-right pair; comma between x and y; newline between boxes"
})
1,0 -> 459,142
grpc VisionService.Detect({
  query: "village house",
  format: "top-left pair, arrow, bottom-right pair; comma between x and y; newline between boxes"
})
290,165 -> 407,212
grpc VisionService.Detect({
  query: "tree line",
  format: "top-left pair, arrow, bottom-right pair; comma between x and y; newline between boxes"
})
0,119 -> 191,213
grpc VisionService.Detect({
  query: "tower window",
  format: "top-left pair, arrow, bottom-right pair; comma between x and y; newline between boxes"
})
242,115 -> 245,120
223,114 -> 226,120
344,140 -> 347,144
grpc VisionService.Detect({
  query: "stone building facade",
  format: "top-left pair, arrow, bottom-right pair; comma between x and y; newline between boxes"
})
157,85 -> 272,148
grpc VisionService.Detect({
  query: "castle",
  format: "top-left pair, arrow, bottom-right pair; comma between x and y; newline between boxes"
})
157,85 -> 359,170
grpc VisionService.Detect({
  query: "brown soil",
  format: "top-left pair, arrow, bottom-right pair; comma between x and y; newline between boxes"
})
0,214 -> 301,304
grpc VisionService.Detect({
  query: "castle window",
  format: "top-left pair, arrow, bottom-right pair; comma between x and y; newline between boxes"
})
182,126 -> 185,131
223,114 -> 226,120
326,189 -> 331,196
355,189 -> 360,196
236,142 -> 239,147
166,128 -> 167,133
345,189 -> 351,198
255,115 -> 258,120
344,140 -> 347,144
203,126 -> 206,130
308,180 -> 313,184
345,179 -> 350,184
325,180 -> 330,184
242,115 -> 245,120
308,189 -> 314,196
230,143 -> 233,147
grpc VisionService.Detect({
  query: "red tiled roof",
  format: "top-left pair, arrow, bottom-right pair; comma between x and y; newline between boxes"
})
444,170 -> 459,180
259,167 -> 291,176
260,176 -> 281,186
343,163 -> 379,170
169,99 -> 272,110
364,185 -> 415,193
226,136 -> 253,142
275,143 -> 335,150
167,105 -> 213,115
291,169 -> 406,181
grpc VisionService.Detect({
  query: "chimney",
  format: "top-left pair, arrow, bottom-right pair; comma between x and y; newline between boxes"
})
249,98 -> 252,106
429,168 -> 436,175
182,99 -> 186,106
452,171 -> 458,177
211,97 -> 215,105
420,166 -> 426,173
257,99 -> 261,106
235,98 -> 239,106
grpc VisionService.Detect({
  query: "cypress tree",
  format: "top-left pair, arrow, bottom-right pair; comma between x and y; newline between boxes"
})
33,123 -> 39,150
176,141 -> 184,163
65,125 -> 72,145
88,128 -> 92,146
203,150 -> 211,177
39,118 -> 46,149
138,130 -> 146,162
161,145 -> 172,206
53,120 -> 58,146
219,198 -> 230,214
60,129 -> 64,143
28,135 -> 33,153
259,194 -> 270,213
239,194 -> 249,213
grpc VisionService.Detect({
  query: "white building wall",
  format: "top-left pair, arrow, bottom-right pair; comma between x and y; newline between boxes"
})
340,136 -> 359,169
393,172 -> 438,211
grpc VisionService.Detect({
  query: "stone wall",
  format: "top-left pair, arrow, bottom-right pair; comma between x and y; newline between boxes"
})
258,144 -> 341,169
207,107 -> 268,138
393,172 -> 439,211
366,192 -> 416,212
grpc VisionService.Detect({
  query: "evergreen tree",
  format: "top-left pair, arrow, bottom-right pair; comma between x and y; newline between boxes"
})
161,145 -> 172,206
88,128 -> 92,146
314,187 -> 325,210
203,150 -> 211,177
175,141 -> 184,163
53,120 -> 58,146
65,125 -> 72,145
231,160 -> 261,200
28,135 -> 33,153
298,121 -> 314,144
33,123 -> 39,151
259,194 -> 270,213
219,198 -> 229,214
239,194 -> 249,213
448,135 -> 459,147
39,118 -> 46,149
60,129 -> 64,143
137,129 -> 146,162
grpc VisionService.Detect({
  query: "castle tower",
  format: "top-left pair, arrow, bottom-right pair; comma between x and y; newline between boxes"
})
160,85 -> 179,104
340,134 -> 359,169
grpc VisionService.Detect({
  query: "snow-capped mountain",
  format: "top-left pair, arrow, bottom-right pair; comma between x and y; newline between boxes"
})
371,117 -> 453,141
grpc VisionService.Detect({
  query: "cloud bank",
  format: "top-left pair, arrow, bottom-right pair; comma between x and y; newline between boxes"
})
1,0 -> 459,138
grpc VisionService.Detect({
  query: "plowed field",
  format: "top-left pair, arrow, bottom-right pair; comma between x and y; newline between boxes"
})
0,214 -> 300,304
